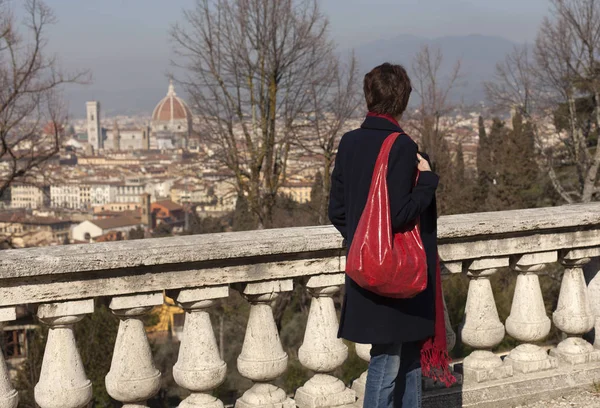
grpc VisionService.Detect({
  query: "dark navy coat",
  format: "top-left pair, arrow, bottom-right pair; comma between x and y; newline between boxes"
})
328,115 -> 439,345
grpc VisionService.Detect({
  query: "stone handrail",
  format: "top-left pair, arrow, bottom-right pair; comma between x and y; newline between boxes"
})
0,203 -> 599,407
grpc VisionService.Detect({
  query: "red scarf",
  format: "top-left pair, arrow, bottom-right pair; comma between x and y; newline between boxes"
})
367,111 -> 456,387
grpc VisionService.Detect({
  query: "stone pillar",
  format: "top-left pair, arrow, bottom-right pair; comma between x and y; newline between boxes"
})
0,308 -> 18,408
550,248 -> 600,364
585,257 -> 600,348
106,293 -> 163,407
460,258 -> 512,383
504,252 -> 558,373
351,343 -> 371,407
295,274 -> 355,408
34,299 -> 94,408
235,280 -> 295,408
172,286 -> 229,408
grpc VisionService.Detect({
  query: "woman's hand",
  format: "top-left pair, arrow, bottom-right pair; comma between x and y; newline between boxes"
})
417,153 -> 432,172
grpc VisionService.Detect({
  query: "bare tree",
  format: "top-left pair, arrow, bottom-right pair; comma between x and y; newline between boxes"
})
407,45 -> 463,214
486,0 -> 600,203
171,0 -> 333,228
485,45 -> 574,203
0,0 -> 88,199
409,45 -> 462,168
292,52 -> 361,224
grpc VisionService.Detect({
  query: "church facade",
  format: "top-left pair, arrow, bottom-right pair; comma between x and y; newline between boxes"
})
86,80 -> 192,153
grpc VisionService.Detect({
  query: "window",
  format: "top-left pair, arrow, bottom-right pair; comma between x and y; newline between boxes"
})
164,126 -> 167,130
4,329 -> 27,359
178,125 -> 181,130
91,114 -> 94,121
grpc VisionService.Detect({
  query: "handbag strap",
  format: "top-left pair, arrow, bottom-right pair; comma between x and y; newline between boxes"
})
375,132 -> 420,187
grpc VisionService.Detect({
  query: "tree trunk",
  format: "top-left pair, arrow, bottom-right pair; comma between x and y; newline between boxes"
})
582,90 -> 600,202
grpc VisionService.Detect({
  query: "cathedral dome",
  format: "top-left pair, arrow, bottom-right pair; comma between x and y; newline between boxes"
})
152,80 -> 192,123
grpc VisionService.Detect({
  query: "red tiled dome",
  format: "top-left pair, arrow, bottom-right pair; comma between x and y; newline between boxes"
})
152,81 -> 191,122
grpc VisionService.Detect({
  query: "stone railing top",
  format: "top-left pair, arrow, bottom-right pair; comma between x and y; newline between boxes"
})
0,203 -> 599,306
2,203 -> 600,278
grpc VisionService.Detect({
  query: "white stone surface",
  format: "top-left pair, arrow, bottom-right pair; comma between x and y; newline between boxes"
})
106,301 -> 161,407
1,205 -> 600,406
553,258 -> 596,365
109,292 -> 164,311
174,302 -> 226,408
0,343 -> 17,408
236,281 -> 294,408
468,257 -> 510,271
174,285 -> 230,305
586,258 -> 600,349
511,251 -> 558,269
505,262 -> 555,374
296,283 -> 355,408
460,274 -> 505,349
0,308 -> 16,323
2,203 -> 600,279
35,301 -> 93,408
461,267 -> 510,383
305,273 -> 345,288
243,279 -> 293,296
37,299 -> 94,319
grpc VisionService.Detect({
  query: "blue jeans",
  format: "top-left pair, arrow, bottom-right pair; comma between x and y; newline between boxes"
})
364,343 -> 422,408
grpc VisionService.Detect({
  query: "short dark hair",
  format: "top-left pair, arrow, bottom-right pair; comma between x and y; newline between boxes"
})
363,63 -> 412,117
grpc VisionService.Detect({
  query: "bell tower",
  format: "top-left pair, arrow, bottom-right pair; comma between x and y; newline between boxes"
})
86,101 -> 102,153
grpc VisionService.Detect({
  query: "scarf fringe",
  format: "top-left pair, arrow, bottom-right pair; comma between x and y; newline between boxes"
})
420,341 -> 457,387
419,255 -> 457,388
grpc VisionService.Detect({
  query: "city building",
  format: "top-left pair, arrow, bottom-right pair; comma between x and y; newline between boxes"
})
115,183 -> 146,203
0,211 -> 73,247
105,125 -> 151,151
86,101 -> 102,153
50,184 -> 81,209
51,183 -> 117,210
84,80 -> 191,153
93,202 -> 139,214
10,184 -> 50,209
151,80 -> 192,149
280,182 -> 313,204
72,216 -> 143,242
152,200 -> 185,227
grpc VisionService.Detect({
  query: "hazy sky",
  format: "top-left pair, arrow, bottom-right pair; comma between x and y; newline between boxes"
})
38,0 -> 550,115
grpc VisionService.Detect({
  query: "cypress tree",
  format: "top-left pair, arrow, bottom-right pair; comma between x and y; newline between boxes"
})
476,116 -> 492,203
486,113 -> 540,210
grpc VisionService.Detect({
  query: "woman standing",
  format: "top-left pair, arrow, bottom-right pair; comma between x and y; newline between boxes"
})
328,63 -> 450,407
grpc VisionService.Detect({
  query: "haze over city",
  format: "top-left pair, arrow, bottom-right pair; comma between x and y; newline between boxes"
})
45,0 -> 549,116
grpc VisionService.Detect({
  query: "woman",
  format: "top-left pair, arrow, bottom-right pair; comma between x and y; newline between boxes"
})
328,63 -> 450,407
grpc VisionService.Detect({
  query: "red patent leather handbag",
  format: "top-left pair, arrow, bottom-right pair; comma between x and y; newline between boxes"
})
345,132 -> 428,298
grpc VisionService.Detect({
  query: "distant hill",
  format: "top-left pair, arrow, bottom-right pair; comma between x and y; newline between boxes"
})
64,34 -> 517,118
352,34 -> 518,105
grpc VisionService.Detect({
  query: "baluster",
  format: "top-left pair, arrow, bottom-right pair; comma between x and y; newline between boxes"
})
0,308 -> 17,408
504,252 -> 558,373
106,293 -> 163,407
235,280 -> 295,408
550,248 -> 600,364
586,257 -> 600,349
34,300 -> 94,408
460,258 -> 512,383
351,343 -> 371,407
295,274 -> 355,408
172,286 -> 229,408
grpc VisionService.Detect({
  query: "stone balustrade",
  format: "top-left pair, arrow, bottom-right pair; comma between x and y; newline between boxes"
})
1,203 -> 600,408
